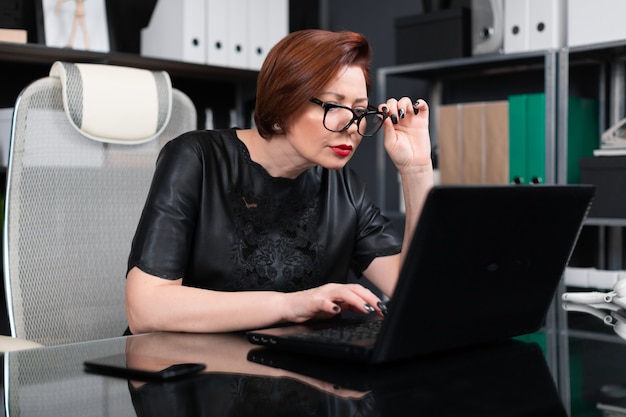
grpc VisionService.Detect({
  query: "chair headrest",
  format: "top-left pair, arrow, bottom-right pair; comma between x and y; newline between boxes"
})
50,61 -> 173,145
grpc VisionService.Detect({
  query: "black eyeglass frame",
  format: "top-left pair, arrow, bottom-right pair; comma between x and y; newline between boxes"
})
310,98 -> 387,137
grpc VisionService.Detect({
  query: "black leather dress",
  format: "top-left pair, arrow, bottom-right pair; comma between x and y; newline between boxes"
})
127,129 -> 401,292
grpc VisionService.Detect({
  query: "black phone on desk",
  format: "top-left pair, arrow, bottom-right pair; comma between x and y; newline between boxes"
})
84,353 -> 205,381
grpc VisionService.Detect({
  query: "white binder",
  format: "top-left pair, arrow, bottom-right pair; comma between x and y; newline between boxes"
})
228,0 -> 249,69
247,0 -> 289,71
248,0 -> 269,70
503,0 -> 529,53
266,0 -> 289,56
528,0 -> 565,51
141,0 -> 205,64
142,0 -> 287,70
206,0 -> 229,67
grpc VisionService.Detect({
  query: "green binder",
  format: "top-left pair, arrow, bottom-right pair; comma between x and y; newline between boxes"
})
508,94 -> 529,184
526,93 -> 546,184
508,93 -> 598,184
568,97 -> 599,184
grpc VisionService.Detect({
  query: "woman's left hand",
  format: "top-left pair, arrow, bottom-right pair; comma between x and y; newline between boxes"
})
378,97 -> 432,173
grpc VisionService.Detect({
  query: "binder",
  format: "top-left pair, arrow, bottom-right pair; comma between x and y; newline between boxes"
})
508,94 -> 529,183
508,93 -> 598,185
438,101 -> 509,184
567,97 -> 599,184
503,0 -> 529,53
206,0 -> 228,67
438,104 -> 462,184
227,0 -> 248,69
503,0 -> 565,53
247,0 -> 288,71
266,0 -> 289,55
141,0 -> 205,64
526,93 -> 546,184
461,103 -> 484,184
248,0 -> 268,70
485,101 -> 510,184
509,93 -> 545,184
528,0 -> 565,51
142,0 -> 287,70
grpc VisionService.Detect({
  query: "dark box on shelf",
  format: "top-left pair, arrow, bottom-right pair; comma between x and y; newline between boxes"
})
580,156 -> 626,218
395,8 -> 471,65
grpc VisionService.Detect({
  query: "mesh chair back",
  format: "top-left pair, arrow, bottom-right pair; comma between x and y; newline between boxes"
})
3,62 -> 196,345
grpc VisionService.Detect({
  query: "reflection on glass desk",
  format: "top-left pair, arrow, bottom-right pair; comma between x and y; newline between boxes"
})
2,332 -> 567,416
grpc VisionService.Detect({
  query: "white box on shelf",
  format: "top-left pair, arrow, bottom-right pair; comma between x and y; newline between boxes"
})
141,0 -> 206,64
568,0 -> 626,47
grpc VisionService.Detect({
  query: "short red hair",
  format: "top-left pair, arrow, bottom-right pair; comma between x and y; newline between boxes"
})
254,29 -> 372,138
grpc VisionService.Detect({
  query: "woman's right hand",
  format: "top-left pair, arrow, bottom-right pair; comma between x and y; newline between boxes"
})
281,283 -> 385,323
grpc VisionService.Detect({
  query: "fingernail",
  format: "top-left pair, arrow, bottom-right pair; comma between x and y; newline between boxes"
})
413,107 -> 419,115
364,304 -> 375,313
333,305 -> 340,312
399,108 -> 405,119
382,106 -> 388,114
413,100 -> 420,115
377,301 -> 388,316
391,114 -> 398,124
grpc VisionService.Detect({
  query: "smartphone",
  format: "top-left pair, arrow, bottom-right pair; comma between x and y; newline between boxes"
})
84,353 -> 206,382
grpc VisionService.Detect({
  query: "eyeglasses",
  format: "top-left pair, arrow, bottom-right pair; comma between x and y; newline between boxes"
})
310,98 -> 386,137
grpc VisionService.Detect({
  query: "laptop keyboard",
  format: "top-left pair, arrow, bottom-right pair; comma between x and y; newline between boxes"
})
290,319 -> 382,344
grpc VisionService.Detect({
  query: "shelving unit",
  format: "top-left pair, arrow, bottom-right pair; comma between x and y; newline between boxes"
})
376,50 -> 559,212
558,39 -> 626,417
378,40 -> 626,416
0,42 -> 260,128
377,49 -> 601,416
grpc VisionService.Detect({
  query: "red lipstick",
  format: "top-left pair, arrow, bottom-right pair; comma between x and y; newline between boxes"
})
330,144 -> 353,157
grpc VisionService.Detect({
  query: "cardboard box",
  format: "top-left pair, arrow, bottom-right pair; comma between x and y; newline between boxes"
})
580,156 -> 626,218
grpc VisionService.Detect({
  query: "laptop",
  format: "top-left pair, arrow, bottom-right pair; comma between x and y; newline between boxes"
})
246,184 -> 595,363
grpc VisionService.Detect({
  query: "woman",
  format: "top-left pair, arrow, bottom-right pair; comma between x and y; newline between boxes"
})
125,29 -> 433,334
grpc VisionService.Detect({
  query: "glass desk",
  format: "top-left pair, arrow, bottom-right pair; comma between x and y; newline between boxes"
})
2,332 -> 567,416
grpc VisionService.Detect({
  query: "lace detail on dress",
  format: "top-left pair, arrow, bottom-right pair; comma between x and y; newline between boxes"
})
228,185 -> 323,292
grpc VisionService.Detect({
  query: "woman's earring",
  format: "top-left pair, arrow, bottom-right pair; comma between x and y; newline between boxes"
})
272,122 -> 281,131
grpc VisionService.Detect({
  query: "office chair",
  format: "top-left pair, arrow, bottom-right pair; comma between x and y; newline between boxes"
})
0,61 -> 196,350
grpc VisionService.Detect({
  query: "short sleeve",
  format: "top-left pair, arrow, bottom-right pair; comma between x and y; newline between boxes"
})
345,169 -> 402,276
127,132 -> 204,279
